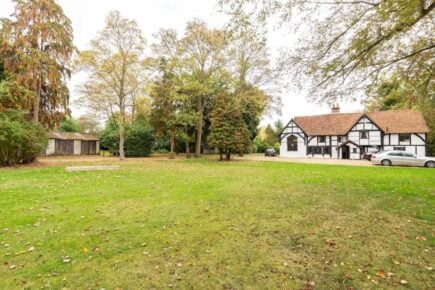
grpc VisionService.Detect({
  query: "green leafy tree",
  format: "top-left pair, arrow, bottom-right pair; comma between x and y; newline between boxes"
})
274,119 -> 284,139
1,0 -> 74,127
263,124 -> 277,146
0,110 -> 47,166
179,20 -> 230,157
100,117 -> 153,157
150,59 -> 197,159
367,71 -> 435,156
125,117 -> 154,157
59,116 -> 81,132
208,93 -> 250,161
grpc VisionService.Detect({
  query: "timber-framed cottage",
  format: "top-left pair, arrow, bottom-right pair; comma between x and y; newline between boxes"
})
279,106 -> 429,159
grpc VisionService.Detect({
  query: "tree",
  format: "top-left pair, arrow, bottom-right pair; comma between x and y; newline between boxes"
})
99,117 -> 153,157
77,11 -> 146,160
263,124 -> 277,146
226,20 -> 276,143
274,119 -> 284,139
367,70 -> 435,155
220,0 -> 434,104
75,114 -> 101,134
125,116 -> 154,157
179,20 -> 230,157
1,0 -> 74,127
0,110 -> 47,166
208,93 -> 250,161
59,116 -> 80,132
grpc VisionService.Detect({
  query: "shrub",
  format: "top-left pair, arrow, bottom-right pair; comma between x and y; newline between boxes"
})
100,117 -> 154,157
253,136 -> 268,153
0,111 -> 47,166
125,117 -> 154,157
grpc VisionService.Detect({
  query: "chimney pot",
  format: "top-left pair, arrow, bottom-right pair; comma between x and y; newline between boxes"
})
331,104 -> 340,113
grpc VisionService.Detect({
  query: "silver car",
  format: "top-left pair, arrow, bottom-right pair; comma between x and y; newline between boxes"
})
371,151 -> 435,168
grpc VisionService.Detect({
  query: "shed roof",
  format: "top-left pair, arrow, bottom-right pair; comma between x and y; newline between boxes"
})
48,132 -> 99,141
291,109 -> 429,136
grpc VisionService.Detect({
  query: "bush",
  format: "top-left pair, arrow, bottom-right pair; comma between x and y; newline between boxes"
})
100,117 -> 154,157
0,111 -> 47,166
125,117 -> 154,157
253,136 -> 269,153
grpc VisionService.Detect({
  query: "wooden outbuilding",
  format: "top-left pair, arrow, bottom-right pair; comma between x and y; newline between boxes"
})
46,132 -> 100,156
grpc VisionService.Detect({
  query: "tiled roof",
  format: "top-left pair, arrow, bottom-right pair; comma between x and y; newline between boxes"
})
48,132 -> 99,141
367,110 -> 430,133
293,113 -> 362,136
292,110 -> 429,136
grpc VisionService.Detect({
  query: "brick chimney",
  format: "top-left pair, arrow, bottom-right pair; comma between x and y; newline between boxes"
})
331,103 -> 340,113
372,105 -> 380,112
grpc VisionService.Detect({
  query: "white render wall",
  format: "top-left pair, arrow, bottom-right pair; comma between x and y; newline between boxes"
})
46,139 -> 56,155
280,134 -> 306,157
74,140 -> 81,155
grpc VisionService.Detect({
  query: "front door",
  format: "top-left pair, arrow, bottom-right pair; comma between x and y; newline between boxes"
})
341,146 -> 350,159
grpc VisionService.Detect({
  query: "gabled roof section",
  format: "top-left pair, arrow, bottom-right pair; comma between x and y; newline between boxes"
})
366,110 -> 429,133
48,132 -> 99,141
293,113 -> 362,136
337,140 -> 362,148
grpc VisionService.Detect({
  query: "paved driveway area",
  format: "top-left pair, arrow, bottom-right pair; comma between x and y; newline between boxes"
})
243,155 -> 373,166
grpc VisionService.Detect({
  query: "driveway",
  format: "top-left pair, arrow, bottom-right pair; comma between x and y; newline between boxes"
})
243,155 -> 373,167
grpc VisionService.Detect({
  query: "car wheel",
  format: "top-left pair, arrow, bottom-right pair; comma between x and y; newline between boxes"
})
381,159 -> 392,166
425,161 -> 435,168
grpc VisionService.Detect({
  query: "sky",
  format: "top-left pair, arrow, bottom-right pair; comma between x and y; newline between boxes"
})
0,0 -> 363,125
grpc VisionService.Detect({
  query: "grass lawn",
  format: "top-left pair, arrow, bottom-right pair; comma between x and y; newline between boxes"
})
0,157 -> 434,289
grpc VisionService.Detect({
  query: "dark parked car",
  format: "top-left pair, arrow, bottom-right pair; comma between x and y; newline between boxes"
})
363,147 -> 380,161
264,148 -> 276,157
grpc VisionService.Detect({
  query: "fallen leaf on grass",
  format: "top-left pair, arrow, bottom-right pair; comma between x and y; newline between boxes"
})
14,250 -> 27,256
83,248 -> 88,253
27,246 -> 34,252
324,239 -> 336,247
9,265 -> 16,269
415,236 -> 426,241
376,271 -> 386,279
400,280 -> 408,285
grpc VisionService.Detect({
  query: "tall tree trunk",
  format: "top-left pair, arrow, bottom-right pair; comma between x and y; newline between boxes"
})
119,106 -> 126,160
33,68 -> 41,123
226,149 -> 231,161
219,148 -> 223,161
185,127 -> 191,159
169,133 -> 175,159
119,59 -> 127,161
195,97 -> 203,158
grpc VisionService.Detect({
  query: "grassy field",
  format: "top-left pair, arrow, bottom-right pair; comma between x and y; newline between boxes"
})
0,157 -> 434,289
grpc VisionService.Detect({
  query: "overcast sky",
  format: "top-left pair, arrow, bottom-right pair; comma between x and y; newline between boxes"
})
0,0 -> 362,125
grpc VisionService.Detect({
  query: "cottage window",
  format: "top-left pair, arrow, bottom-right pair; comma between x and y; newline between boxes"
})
393,146 -> 406,151
399,133 -> 410,142
324,146 -> 331,155
314,146 -> 322,154
352,148 -> 357,153
360,131 -> 369,139
318,136 -> 326,143
337,136 -> 342,143
287,135 -> 298,151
